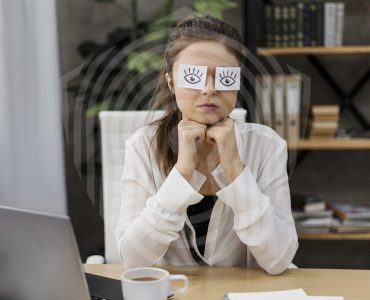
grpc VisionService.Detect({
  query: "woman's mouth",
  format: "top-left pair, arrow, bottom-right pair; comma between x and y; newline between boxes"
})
197,103 -> 219,112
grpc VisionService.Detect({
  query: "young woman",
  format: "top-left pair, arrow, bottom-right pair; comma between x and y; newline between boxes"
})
115,15 -> 298,275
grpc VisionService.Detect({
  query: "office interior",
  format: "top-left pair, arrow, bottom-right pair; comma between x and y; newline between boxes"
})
2,0 -> 370,274
57,0 -> 370,269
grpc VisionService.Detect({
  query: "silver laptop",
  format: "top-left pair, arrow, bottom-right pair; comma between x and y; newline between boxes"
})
0,205 -> 91,300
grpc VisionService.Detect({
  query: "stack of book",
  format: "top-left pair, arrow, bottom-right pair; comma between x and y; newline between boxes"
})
255,74 -> 302,143
328,202 -> 370,233
264,1 -> 345,47
292,193 -> 336,234
307,104 -> 339,138
292,193 -> 370,234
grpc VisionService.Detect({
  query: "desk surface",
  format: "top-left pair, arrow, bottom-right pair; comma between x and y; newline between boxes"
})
84,265 -> 370,299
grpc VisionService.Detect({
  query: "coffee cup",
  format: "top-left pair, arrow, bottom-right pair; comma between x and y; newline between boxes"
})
121,267 -> 188,300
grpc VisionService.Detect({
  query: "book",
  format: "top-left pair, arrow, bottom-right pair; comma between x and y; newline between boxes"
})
303,3 -> 311,46
329,202 -> 370,220
273,5 -> 282,47
285,75 -> 302,143
308,120 -> 338,137
281,5 -> 290,47
289,5 -> 297,47
292,193 -> 327,214
272,75 -> 285,138
324,2 -> 337,47
264,5 -> 273,47
336,219 -> 370,233
296,2 -> 304,47
309,2 -> 319,46
311,105 -> 340,116
335,2 -> 345,46
293,210 -> 333,220
295,216 -> 340,231
317,2 -> 325,46
308,105 -> 340,138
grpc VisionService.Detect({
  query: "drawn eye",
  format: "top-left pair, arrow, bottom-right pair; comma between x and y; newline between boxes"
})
219,70 -> 237,86
184,67 -> 203,84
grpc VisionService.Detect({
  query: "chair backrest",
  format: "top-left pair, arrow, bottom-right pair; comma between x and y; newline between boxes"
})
99,109 -> 247,263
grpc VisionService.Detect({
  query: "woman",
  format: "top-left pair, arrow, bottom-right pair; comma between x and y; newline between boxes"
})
115,15 -> 298,275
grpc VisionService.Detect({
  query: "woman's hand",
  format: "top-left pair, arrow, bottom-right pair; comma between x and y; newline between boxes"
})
175,119 -> 207,181
206,118 -> 245,182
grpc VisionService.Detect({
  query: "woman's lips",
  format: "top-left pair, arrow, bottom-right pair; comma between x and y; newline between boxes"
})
197,104 -> 219,112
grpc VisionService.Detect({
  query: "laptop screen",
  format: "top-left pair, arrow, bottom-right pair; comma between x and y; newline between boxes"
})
0,205 -> 90,300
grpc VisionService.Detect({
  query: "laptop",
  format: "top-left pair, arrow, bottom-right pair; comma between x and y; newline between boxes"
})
0,204 -> 122,300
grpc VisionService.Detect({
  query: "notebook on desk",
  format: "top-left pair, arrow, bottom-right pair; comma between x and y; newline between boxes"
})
0,205 -> 122,300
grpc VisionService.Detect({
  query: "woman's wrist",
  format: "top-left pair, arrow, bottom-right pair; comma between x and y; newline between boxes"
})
223,160 -> 245,183
175,163 -> 194,182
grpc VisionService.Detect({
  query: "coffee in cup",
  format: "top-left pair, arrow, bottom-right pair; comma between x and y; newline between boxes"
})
121,267 -> 188,300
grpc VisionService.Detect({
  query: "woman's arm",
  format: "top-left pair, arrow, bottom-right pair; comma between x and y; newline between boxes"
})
114,135 -> 206,268
214,138 -> 298,275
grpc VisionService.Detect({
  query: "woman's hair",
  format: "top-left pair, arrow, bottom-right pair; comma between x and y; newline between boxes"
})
149,15 -> 243,177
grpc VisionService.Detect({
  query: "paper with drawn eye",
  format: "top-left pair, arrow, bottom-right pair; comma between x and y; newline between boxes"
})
177,64 -> 207,90
215,66 -> 240,91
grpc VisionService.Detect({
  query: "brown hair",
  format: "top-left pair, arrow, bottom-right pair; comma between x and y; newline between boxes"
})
149,15 -> 243,177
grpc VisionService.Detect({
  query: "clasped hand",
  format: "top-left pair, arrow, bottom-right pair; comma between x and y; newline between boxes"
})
175,117 -> 245,182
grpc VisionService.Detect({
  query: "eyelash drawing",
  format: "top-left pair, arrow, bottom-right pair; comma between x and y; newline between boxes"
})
219,70 -> 237,87
183,67 -> 203,84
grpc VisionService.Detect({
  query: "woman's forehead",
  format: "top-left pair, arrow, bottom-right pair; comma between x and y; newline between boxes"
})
174,40 -> 239,68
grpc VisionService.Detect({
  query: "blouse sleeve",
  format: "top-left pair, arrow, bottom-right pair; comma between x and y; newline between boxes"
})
114,135 -> 206,268
213,137 -> 298,275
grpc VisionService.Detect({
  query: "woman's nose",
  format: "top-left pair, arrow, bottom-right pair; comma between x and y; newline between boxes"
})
201,75 -> 217,96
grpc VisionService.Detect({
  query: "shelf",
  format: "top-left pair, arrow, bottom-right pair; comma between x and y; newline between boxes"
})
299,232 -> 370,241
257,46 -> 370,56
288,138 -> 370,150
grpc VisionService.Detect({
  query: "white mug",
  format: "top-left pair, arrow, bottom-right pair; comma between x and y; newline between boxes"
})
121,267 -> 188,300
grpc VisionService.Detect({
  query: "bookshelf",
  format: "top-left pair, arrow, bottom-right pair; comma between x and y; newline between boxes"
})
258,46 -> 370,56
244,0 -> 370,243
288,138 -> 370,150
299,232 -> 370,241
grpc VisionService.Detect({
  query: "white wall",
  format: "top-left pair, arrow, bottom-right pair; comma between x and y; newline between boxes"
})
0,0 -> 67,215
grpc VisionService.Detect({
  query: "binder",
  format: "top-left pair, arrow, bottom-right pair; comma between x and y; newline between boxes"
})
272,75 -> 286,139
256,75 -> 273,128
285,75 -> 302,143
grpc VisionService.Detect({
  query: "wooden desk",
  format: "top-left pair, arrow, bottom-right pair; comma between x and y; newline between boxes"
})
84,265 -> 370,299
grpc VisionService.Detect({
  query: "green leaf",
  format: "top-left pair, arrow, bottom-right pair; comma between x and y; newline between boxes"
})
193,0 -> 238,19
86,101 -> 110,118
143,1 -> 174,43
144,28 -> 168,43
127,51 -> 163,73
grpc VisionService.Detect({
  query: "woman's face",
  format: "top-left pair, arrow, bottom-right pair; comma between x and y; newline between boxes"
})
167,40 -> 239,125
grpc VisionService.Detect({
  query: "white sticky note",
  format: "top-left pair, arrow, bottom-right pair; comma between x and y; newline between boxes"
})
176,64 -> 207,90
215,66 -> 240,91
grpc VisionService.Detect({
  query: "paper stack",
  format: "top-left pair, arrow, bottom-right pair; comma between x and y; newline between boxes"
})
224,289 -> 343,300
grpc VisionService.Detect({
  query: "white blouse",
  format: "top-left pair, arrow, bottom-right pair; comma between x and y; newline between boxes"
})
114,119 -> 298,275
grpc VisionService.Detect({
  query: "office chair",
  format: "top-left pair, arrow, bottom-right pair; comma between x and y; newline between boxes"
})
87,109 -> 247,264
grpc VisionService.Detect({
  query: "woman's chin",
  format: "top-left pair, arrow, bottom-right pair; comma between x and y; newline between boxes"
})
195,113 -> 226,125
181,111 -> 228,124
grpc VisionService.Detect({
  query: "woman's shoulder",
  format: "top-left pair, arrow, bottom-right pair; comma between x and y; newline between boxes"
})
234,120 -> 287,148
125,124 -> 158,147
